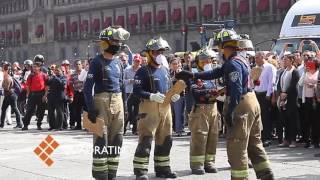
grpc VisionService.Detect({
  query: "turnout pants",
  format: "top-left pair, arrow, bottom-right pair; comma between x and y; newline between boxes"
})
224,92 -> 272,180
92,92 -> 124,180
189,103 -> 219,170
133,100 -> 173,176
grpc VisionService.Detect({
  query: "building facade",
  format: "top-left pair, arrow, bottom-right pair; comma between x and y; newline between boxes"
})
0,0 -> 293,63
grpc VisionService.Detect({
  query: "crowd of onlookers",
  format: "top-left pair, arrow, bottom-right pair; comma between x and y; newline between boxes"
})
1,41 -> 320,157
248,40 -> 320,150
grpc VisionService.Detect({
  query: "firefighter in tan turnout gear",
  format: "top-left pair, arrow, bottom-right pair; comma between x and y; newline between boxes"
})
189,48 -> 220,175
84,26 -> 130,180
176,29 -> 275,180
132,37 -> 180,180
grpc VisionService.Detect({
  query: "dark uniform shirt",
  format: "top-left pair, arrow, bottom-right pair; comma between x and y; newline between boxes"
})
46,75 -> 67,103
84,54 -> 123,109
195,54 -> 249,115
133,65 -> 170,99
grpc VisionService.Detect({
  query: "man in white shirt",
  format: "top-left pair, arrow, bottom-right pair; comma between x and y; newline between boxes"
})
254,51 -> 277,147
123,54 -> 141,134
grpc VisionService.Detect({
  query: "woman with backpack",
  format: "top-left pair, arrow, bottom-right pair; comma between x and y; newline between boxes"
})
0,61 -> 22,128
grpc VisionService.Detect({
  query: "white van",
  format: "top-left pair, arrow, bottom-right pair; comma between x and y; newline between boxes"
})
272,0 -> 320,54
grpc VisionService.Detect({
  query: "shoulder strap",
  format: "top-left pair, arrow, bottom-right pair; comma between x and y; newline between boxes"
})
233,56 -> 250,69
98,56 -> 107,81
117,59 -> 124,84
146,66 -> 156,93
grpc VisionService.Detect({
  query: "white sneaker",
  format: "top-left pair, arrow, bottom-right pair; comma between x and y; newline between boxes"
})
289,142 -> 297,148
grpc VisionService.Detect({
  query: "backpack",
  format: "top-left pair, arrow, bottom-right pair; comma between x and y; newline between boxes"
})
12,78 -> 22,95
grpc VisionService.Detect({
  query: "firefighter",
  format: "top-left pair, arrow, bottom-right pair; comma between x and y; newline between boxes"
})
189,48 -> 219,175
132,37 -> 180,180
83,26 -> 130,180
176,29 -> 274,180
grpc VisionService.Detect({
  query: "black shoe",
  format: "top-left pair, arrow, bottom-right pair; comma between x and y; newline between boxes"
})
0,124 -> 4,128
37,126 -> 42,130
260,172 -> 275,180
22,126 -> 28,131
263,141 -> 271,147
304,142 -> 311,148
108,174 -> 116,180
191,169 -> 205,175
136,174 -> 148,180
70,125 -> 76,129
72,126 -> 82,130
14,124 -> 22,128
156,171 -> 177,178
204,166 -> 218,173
48,127 -> 54,131
62,126 -> 68,130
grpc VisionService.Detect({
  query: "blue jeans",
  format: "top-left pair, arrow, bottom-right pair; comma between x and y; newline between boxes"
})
172,97 -> 185,133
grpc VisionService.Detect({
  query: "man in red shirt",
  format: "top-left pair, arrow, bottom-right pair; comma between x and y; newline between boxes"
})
22,62 -> 48,130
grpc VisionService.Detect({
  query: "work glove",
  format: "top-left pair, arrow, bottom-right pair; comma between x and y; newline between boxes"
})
225,113 -> 234,128
175,70 -> 194,82
150,92 -> 165,104
88,108 -> 99,123
171,94 -> 180,102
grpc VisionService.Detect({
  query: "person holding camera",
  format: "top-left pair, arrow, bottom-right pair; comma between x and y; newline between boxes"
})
45,65 -> 67,130
298,57 -> 319,148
